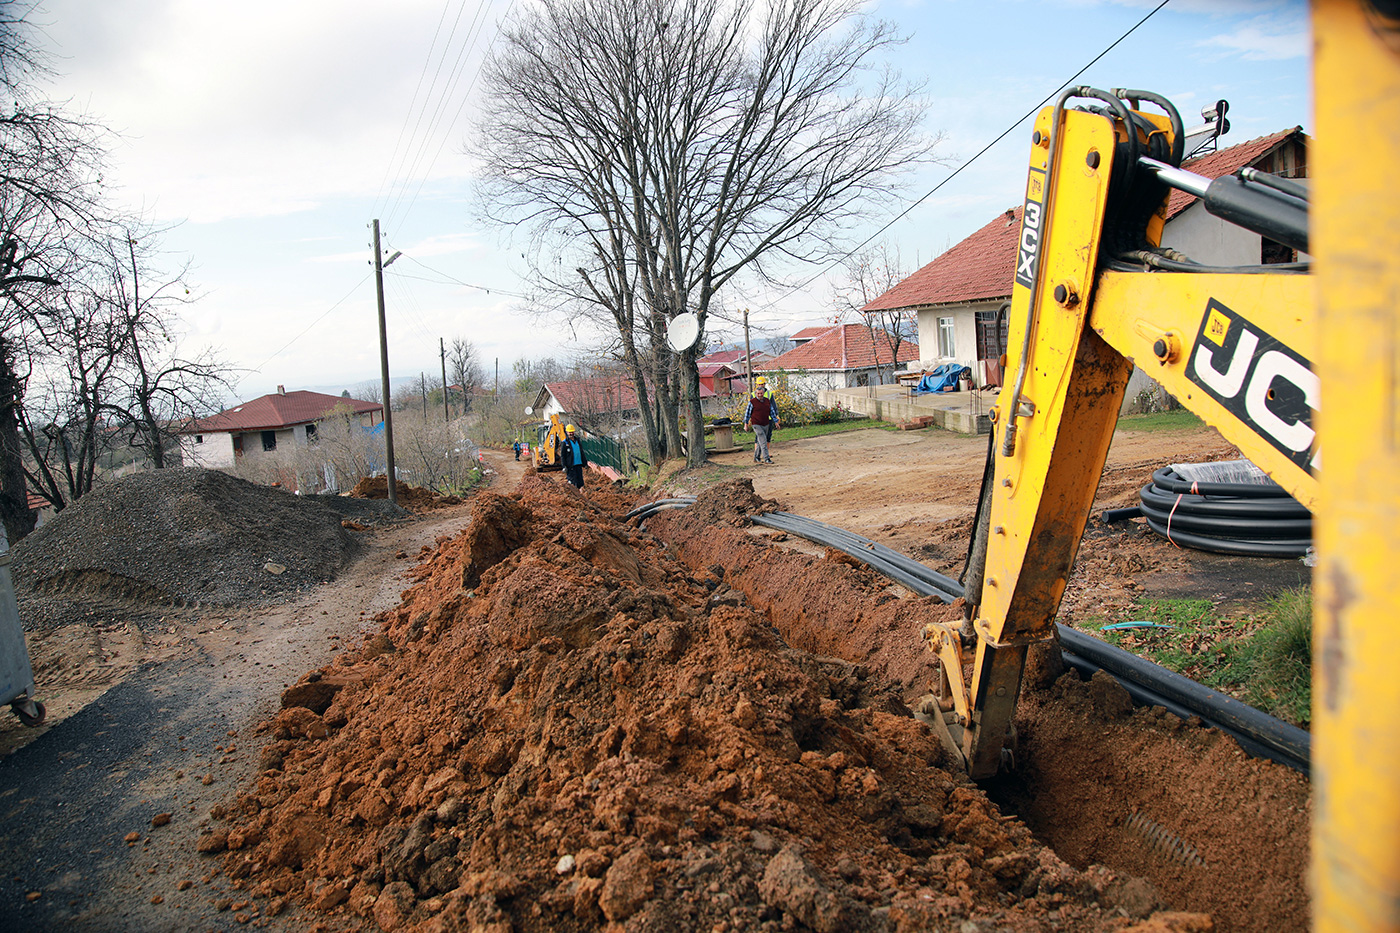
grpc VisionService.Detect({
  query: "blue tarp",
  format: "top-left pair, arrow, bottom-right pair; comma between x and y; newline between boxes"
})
914,364 -> 971,394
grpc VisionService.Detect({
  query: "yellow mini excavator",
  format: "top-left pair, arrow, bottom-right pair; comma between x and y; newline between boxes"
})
531,414 -> 568,472
920,4 -> 1399,930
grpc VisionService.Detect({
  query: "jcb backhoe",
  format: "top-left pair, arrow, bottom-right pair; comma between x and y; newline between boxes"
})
922,4 -> 1399,930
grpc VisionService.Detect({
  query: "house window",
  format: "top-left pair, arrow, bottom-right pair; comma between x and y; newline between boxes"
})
938,317 -> 956,358
262,430 -> 277,451
306,423 -> 318,443
233,435 -> 244,456
856,372 -> 869,387
194,435 -> 203,444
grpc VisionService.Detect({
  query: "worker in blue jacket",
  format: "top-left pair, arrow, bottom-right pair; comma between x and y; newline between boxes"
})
561,423 -> 588,488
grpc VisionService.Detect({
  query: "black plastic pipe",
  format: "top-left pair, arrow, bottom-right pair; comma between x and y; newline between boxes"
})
1061,651 -> 1308,774
1057,625 -> 1310,769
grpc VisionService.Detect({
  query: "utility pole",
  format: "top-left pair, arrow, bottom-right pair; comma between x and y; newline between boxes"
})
440,337 -> 450,422
742,308 -> 754,388
494,357 -> 499,398
372,219 -> 398,506
420,372 -> 428,419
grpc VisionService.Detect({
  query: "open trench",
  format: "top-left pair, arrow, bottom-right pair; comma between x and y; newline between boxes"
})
644,481 -> 1310,933
202,470 -> 1307,932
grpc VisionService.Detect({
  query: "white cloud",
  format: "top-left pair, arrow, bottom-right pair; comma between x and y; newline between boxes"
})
1197,13 -> 1308,61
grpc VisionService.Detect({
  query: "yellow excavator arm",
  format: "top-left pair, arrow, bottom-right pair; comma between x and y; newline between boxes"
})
927,4 -> 1400,929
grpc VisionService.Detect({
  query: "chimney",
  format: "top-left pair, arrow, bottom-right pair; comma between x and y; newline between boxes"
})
277,385 -> 286,395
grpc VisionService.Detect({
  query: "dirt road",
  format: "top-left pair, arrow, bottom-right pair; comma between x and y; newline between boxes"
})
667,422 -> 1307,621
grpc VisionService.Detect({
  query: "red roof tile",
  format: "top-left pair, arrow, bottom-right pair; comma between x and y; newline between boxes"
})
862,208 -> 1023,311
864,128 -> 1307,313
698,349 -> 771,367
757,324 -> 919,372
791,326 -> 834,341
184,390 -> 381,434
541,377 -> 639,414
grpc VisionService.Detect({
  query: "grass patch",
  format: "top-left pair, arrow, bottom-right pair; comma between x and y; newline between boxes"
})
1116,409 -> 1205,432
1078,590 -> 1312,727
729,417 -> 898,446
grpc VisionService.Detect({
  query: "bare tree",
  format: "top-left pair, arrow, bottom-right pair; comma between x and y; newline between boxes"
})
832,242 -> 915,384
103,224 -> 230,467
476,0 -> 935,467
0,9 -> 110,541
446,338 -> 485,413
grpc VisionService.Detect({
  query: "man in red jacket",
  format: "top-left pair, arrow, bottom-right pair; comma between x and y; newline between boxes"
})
742,386 -> 780,464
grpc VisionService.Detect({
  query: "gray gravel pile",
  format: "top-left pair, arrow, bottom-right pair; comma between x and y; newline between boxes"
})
11,469 -> 396,611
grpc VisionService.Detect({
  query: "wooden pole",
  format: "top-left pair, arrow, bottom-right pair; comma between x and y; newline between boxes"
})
371,219 -> 396,506
440,338 -> 450,422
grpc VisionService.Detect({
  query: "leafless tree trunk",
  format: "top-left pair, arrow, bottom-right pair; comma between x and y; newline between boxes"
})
832,242 -> 915,384
475,0 -> 936,468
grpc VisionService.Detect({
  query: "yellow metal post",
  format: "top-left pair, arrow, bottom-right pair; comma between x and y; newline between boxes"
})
1312,1 -> 1400,928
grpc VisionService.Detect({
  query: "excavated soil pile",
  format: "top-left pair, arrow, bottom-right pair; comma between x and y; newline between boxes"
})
12,468 -> 386,626
646,480 -> 948,699
648,483 -> 1310,933
351,476 -> 463,510
209,473 -> 1195,933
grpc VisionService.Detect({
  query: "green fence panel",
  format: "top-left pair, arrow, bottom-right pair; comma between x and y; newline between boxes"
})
581,434 -> 623,472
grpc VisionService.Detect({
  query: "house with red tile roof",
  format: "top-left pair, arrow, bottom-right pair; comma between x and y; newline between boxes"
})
863,127 -> 1308,393
531,376 -> 642,422
697,361 -> 746,398
178,386 -> 382,469
756,323 -> 919,397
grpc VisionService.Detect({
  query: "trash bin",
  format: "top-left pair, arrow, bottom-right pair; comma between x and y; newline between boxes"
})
0,527 -> 44,726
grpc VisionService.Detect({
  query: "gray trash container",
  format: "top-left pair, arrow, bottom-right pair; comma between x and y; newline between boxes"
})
0,527 -> 43,726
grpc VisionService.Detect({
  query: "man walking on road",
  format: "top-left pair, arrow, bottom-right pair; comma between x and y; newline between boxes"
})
743,385 -> 780,464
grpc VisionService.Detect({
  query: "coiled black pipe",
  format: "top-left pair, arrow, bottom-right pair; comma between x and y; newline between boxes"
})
632,497 -> 1309,773
1138,466 -> 1312,557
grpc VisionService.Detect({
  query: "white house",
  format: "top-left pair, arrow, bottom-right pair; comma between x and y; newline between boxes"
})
179,386 -> 382,469
756,323 -> 921,397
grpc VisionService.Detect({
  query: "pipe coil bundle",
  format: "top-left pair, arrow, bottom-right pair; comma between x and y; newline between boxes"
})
1138,465 -> 1311,557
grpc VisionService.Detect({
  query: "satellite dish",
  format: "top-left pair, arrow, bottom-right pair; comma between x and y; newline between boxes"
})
667,313 -> 700,352
524,406 -> 534,416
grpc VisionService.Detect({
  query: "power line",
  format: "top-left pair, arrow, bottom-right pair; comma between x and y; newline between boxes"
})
393,254 -> 530,300
236,273 -> 373,390
754,0 -> 1173,314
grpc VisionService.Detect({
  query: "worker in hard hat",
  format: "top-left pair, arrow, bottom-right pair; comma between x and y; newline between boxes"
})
755,374 -> 775,400
560,423 -> 588,489
742,383 -> 780,464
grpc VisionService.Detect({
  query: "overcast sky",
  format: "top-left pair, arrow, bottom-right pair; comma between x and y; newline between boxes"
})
33,0 -> 1309,404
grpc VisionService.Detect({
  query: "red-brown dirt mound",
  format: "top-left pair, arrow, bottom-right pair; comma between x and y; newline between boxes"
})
208,475 -> 1189,932
350,476 -> 463,510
